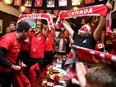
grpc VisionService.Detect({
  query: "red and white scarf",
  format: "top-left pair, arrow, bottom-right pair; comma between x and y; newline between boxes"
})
56,4 -> 112,34
65,45 -> 116,65
17,13 -> 55,30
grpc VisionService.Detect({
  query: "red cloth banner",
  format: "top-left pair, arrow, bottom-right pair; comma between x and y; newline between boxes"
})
106,11 -> 112,36
58,0 -> 67,6
85,0 -> 95,4
56,4 -> 112,34
28,63 -> 40,83
34,0 -> 43,7
17,13 -> 55,31
73,45 -> 116,64
58,5 -> 108,20
65,45 -> 116,66
14,0 -> 22,6
12,71 -> 31,87
53,10 -> 59,16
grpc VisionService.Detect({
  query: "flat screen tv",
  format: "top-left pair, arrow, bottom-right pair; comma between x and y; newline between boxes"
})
22,19 -> 37,29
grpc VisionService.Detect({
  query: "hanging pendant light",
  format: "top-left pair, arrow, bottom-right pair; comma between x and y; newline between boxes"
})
19,6 -> 26,13
3,0 -> 13,4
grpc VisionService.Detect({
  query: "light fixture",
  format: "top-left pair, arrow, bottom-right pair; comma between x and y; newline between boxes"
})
19,6 -> 26,13
72,6 -> 78,10
3,0 -> 13,4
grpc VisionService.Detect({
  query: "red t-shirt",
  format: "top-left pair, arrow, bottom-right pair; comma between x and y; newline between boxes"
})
45,32 -> 55,51
30,34 -> 46,58
0,32 -> 20,72
20,37 -> 29,51
29,32 -> 35,40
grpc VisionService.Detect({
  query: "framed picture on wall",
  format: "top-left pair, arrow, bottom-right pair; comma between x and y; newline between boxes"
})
0,20 -> 3,34
47,0 -> 55,8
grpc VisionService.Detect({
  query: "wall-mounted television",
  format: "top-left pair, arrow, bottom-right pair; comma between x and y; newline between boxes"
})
22,19 -> 37,29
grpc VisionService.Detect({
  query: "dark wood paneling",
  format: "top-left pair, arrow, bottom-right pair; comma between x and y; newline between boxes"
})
0,11 -> 18,37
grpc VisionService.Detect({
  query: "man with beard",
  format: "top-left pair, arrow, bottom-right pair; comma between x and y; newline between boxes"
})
0,21 -> 31,87
62,1 -> 112,86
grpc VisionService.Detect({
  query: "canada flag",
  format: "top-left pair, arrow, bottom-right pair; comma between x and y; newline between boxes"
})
34,0 -> 43,7
65,45 -> 116,66
14,0 -> 22,6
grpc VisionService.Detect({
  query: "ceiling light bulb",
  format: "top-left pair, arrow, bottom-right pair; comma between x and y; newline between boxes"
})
3,0 -> 13,4
19,6 -> 26,13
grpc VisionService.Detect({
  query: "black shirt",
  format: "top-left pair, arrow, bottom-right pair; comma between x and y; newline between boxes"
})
73,32 -> 96,49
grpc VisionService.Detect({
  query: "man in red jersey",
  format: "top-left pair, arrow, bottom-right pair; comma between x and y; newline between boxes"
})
44,25 -> 56,65
0,21 -> 31,87
29,21 -> 49,71
62,1 -> 113,87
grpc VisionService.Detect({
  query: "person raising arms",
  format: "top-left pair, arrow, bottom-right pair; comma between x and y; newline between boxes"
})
62,0 -> 113,87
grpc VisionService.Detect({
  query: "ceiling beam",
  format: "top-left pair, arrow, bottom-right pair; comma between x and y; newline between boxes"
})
0,2 -> 20,17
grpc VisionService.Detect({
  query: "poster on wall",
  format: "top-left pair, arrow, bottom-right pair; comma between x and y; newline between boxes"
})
14,0 -> 22,6
58,0 -> 67,6
0,20 -> 3,34
71,0 -> 81,6
34,0 -> 43,7
24,0 -> 32,7
47,0 -> 55,8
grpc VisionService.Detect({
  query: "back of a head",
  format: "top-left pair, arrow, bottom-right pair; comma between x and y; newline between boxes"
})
16,21 -> 31,32
85,63 -> 116,87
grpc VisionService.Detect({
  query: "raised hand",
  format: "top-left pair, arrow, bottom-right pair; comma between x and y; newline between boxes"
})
106,0 -> 113,10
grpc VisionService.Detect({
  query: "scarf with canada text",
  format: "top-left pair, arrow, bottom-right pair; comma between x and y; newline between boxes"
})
56,4 -> 112,34
17,13 -> 55,30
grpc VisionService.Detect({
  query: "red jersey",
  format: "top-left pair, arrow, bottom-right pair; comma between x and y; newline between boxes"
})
0,32 -> 20,72
30,34 -> 46,58
20,37 -> 29,51
45,32 -> 55,51
29,32 -> 35,40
